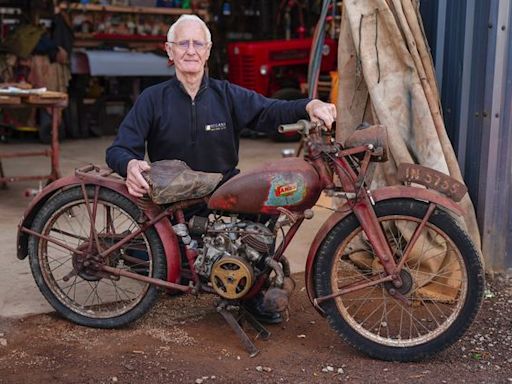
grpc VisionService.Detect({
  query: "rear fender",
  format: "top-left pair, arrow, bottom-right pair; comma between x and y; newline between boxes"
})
304,186 -> 465,312
17,175 -> 181,284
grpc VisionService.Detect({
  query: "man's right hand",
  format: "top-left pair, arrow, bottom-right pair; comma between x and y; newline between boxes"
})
126,159 -> 151,198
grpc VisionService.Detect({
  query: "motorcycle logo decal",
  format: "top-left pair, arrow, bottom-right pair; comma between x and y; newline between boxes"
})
276,184 -> 297,197
266,175 -> 305,206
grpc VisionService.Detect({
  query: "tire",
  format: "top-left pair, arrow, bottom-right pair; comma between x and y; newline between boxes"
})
28,187 -> 167,328
313,198 -> 484,361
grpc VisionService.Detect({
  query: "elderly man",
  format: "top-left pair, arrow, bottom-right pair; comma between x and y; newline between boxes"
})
106,14 -> 336,323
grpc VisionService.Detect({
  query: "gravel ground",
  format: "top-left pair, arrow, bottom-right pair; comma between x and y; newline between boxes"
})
0,272 -> 511,384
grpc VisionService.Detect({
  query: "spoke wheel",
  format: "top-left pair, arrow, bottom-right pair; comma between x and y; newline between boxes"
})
314,199 -> 484,361
28,187 -> 166,328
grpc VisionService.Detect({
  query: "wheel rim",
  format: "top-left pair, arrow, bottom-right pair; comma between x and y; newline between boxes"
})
331,215 -> 468,347
37,199 -> 153,319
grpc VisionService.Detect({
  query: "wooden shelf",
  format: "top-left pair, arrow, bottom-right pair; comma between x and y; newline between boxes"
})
73,33 -> 166,50
75,32 -> 166,41
59,3 -> 210,49
58,3 -> 208,18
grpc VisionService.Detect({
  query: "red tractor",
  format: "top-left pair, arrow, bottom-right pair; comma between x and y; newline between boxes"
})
226,37 -> 337,140
226,37 -> 337,101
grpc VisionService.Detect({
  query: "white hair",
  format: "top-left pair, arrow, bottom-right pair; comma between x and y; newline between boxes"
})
167,15 -> 211,43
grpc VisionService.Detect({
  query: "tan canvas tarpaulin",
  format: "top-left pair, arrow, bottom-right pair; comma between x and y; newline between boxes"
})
336,0 -> 480,249
334,0 -> 482,299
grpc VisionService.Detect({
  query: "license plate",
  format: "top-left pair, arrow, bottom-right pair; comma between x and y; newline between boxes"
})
397,163 -> 467,202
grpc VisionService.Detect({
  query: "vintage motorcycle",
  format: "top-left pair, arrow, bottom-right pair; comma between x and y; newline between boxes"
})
16,120 -> 484,361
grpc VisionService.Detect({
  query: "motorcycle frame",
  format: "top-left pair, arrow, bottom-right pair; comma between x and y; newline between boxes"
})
17,166 -> 187,288
299,128 -> 465,313
16,165 -> 305,298
17,131 -> 466,307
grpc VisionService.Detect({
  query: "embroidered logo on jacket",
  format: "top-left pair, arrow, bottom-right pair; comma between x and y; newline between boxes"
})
205,122 -> 227,132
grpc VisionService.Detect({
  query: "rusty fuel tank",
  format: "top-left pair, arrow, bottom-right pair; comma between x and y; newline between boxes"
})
208,157 -> 323,215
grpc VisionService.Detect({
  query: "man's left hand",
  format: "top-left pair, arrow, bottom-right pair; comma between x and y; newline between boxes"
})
305,99 -> 337,129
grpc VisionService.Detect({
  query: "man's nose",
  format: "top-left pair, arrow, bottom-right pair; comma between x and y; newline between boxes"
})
185,42 -> 196,54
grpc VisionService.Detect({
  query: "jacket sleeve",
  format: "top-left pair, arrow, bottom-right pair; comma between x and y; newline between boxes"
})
226,82 -> 310,134
105,90 -> 154,177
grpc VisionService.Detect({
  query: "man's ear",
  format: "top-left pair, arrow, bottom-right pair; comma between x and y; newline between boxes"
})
165,42 -> 173,61
205,44 -> 212,61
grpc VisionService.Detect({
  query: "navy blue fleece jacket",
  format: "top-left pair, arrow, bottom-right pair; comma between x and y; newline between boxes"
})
106,76 -> 310,179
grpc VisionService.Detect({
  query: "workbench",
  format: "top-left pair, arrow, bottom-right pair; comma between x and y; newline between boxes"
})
0,91 -> 68,187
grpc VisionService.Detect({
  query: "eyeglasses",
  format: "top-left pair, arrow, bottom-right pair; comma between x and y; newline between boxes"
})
168,40 -> 210,51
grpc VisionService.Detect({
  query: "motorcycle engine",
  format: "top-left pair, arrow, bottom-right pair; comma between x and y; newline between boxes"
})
191,216 -> 275,299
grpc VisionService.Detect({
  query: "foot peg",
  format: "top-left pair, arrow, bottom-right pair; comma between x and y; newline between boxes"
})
217,301 -> 271,357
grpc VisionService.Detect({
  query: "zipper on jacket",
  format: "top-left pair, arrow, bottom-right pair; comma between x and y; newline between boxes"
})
190,85 -> 207,144
191,100 -> 197,143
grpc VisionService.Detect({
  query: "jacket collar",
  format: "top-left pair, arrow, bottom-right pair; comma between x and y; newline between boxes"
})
172,74 -> 209,99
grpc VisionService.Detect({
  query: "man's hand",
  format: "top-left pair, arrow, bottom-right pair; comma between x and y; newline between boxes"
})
305,99 -> 337,129
126,159 -> 151,198
55,47 -> 69,65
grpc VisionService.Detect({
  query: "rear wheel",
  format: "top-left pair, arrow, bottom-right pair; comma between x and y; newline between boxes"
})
313,199 -> 484,361
28,187 -> 166,328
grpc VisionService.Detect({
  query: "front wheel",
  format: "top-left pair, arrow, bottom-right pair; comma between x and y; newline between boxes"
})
313,199 -> 484,361
28,187 -> 167,328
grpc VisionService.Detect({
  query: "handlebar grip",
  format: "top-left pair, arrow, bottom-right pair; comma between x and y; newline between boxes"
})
278,119 -> 312,133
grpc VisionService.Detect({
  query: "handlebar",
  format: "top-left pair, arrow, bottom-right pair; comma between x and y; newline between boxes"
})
278,119 -> 318,134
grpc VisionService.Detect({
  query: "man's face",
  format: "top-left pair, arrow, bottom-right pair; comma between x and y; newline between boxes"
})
165,20 -> 211,76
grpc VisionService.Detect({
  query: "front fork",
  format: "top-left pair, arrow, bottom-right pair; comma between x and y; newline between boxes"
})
351,194 -> 400,282
314,193 -> 437,308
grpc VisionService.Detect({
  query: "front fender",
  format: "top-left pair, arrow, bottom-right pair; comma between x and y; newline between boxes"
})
304,186 -> 465,311
17,175 -> 181,284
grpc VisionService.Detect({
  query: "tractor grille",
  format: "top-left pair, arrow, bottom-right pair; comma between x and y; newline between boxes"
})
239,56 -> 256,89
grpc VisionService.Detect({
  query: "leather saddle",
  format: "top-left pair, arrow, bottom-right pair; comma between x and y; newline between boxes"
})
142,159 -> 223,204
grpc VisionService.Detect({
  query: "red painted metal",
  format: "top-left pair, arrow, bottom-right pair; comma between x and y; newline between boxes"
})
50,107 -> 60,181
351,196 -> 397,275
208,157 -> 324,215
306,144 -> 335,189
274,216 -> 305,259
371,186 -> 464,215
315,274 -> 394,305
227,37 -> 337,97
394,202 -> 436,273
397,163 -> 468,202
16,171 -> 182,285
0,96 -> 67,185
0,150 -> 52,158
18,120 -> 472,346
20,226 -> 86,256
303,185 -> 465,308
99,264 -> 192,293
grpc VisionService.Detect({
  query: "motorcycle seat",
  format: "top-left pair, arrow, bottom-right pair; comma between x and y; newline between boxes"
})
142,159 -> 223,204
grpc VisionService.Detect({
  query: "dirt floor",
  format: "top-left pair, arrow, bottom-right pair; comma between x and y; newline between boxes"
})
0,272 -> 511,384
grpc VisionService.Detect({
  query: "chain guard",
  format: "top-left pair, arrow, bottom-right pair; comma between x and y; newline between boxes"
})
210,256 -> 254,299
